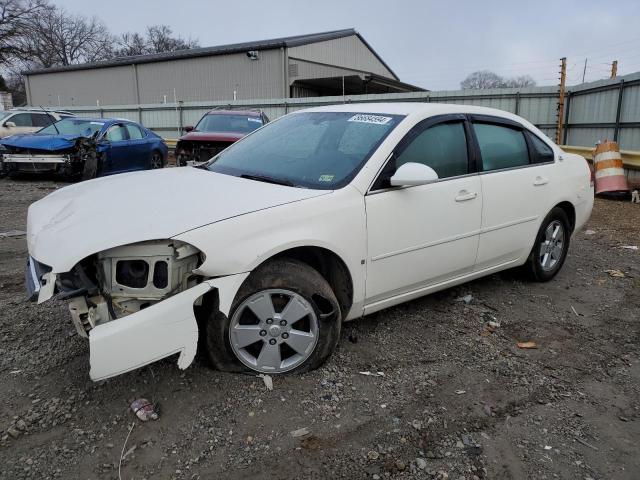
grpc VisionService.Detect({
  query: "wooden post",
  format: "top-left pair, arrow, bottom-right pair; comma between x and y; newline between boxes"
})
611,60 -> 618,79
556,57 -> 567,145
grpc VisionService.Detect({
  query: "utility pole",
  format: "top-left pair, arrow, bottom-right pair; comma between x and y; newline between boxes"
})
582,58 -> 588,83
611,60 -> 618,79
556,57 -> 567,145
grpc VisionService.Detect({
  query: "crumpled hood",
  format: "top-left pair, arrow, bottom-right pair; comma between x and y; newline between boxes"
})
0,133 -> 86,151
178,131 -> 245,143
27,167 -> 328,272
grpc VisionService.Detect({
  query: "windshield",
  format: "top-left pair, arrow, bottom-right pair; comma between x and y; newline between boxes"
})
206,112 -> 403,189
195,114 -> 263,134
38,118 -> 105,136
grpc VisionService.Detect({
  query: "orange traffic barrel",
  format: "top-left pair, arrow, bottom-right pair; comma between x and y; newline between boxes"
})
594,140 -> 629,195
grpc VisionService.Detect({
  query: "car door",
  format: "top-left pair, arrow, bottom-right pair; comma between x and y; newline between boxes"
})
124,123 -> 152,169
470,116 -> 556,270
101,123 -> 132,174
364,115 -> 482,308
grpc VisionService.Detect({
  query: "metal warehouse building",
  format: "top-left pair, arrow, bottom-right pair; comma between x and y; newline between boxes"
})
24,29 -> 423,107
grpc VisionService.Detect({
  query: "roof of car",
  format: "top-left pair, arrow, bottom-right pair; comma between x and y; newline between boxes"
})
205,109 -> 263,116
302,102 -> 534,125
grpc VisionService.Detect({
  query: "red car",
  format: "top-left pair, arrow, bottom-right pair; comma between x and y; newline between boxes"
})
176,109 -> 269,166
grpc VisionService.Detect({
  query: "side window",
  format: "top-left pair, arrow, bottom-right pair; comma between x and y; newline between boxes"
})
394,122 -> 469,179
125,124 -> 145,140
105,125 -> 128,142
527,133 -> 554,164
31,114 -> 53,127
10,113 -> 33,127
474,123 -> 529,171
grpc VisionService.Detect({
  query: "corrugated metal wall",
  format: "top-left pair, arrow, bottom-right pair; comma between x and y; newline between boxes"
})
58,72 -> 640,150
288,35 -> 396,79
27,65 -> 138,106
136,50 -> 285,103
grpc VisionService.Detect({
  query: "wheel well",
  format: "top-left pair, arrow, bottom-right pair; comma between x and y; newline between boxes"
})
555,201 -> 576,233
270,247 -> 353,318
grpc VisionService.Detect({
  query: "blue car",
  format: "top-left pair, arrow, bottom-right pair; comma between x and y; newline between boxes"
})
0,117 -> 168,180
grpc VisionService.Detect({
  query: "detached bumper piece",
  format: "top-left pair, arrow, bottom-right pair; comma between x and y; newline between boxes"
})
88,282 -> 213,381
25,256 -> 53,302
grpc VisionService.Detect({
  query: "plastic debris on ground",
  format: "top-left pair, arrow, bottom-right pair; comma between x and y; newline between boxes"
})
517,341 -> 538,349
620,245 -> 638,250
358,371 -> 385,377
290,427 -> 310,438
584,230 -> 596,235
455,294 -> 473,304
130,398 -> 158,421
257,374 -> 273,391
0,230 -> 26,238
605,269 -> 626,278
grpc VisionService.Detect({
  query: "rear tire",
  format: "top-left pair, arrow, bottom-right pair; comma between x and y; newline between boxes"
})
524,207 -> 571,282
150,151 -> 164,169
206,258 -> 341,374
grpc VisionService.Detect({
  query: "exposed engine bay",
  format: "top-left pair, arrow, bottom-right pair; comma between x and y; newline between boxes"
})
175,139 -> 233,166
58,240 -> 203,338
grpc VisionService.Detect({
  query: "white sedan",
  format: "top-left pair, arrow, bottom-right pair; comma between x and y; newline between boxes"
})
25,103 -> 594,380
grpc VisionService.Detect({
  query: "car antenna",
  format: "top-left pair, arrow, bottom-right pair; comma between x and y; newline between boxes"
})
39,105 -> 60,134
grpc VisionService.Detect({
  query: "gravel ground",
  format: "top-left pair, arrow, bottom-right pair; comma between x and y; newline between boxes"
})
0,175 -> 639,480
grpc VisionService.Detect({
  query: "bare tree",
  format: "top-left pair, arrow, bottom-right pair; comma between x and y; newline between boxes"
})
115,25 -> 199,57
16,7 -> 113,68
503,75 -> 536,88
461,70 -> 537,89
0,0 -> 48,66
460,70 -> 505,89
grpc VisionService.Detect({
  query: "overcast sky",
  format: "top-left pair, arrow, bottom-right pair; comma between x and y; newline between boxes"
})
53,0 -> 640,90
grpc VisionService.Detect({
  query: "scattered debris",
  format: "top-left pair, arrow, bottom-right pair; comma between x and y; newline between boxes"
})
544,445 -> 552,450
571,306 -> 580,317
358,371 -> 385,377
290,427 -> 310,438
118,423 -> 135,480
0,230 -> 26,239
455,390 -> 466,395
488,320 -> 501,329
9,370 -> 22,374
415,458 -> 427,470
575,436 -> 599,450
517,341 -> 538,349
605,269 -> 626,278
130,398 -> 158,421
456,294 -> 473,304
584,229 -> 596,235
258,374 -> 273,391
620,245 -> 638,250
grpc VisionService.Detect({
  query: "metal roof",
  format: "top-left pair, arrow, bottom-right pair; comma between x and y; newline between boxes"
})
24,29 -> 398,79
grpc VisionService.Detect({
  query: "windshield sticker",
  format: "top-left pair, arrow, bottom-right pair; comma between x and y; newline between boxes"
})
348,114 -> 392,125
247,117 -> 262,123
318,174 -> 335,182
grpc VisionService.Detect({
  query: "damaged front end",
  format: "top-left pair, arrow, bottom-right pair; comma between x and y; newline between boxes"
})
2,136 -> 99,178
175,139 -> 234,166
27,240 -> 219,380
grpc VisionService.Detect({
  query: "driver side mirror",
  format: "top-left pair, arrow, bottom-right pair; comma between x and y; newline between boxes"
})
183,125 -> 194,133
390,162 -> 439,187
4,121 -> 16,128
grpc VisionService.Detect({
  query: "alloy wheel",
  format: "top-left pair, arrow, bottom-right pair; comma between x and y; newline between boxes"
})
539,220 -> 565,271
229,289 -> 319,373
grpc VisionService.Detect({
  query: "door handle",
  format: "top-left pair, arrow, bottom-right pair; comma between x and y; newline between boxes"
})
455,190 -> 477,202
533,176 -> 549,186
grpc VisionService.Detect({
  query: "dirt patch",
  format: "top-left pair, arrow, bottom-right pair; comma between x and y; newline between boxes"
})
0,176 -> 639,479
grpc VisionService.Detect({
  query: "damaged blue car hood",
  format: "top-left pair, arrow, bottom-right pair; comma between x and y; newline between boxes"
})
0,134 -> 88,151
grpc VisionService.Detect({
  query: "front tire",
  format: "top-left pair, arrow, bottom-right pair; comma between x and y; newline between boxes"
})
524,207 -> 571,282
206,258 -> 341,374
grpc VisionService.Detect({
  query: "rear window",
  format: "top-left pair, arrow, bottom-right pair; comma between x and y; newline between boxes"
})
195,114 -> 263,134
474,123 -> 529,171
